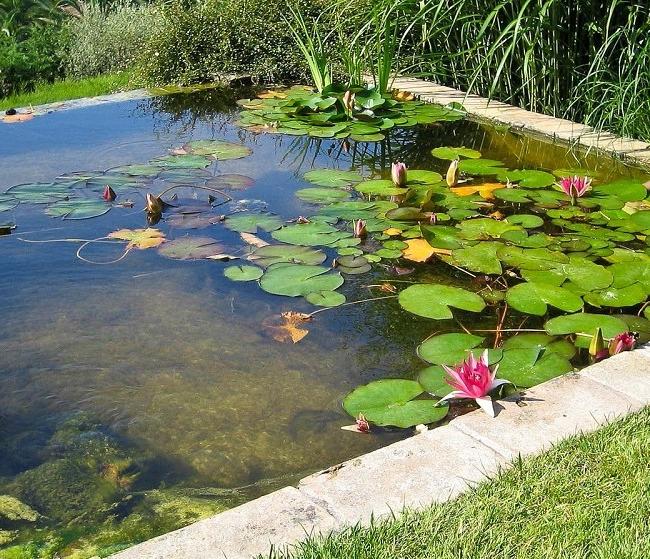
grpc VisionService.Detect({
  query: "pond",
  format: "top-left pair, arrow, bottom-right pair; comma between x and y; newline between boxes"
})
1,86 -> 649,558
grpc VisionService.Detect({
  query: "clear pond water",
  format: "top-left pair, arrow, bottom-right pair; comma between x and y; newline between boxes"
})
0,88 -> 647,558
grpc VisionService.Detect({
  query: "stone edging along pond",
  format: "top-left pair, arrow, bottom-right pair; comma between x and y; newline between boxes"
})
102,78 -> 650,558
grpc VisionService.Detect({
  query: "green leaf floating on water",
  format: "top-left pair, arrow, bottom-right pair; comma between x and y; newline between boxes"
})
458,218 -> 521,240
430,146 -> 481,160
151,155 -> 212,169
295,188 -> 350,203
583,284 -> 647,308
224,214 -> 283,233
417,366 -> 453,397
502,333 -> 577,360
497,246 -> 569,270
0,194 -> 19,212
496,169 -> 555,188
158,236 -> 227,260
224,265 -> 263,281
399,284 -> 486,319
506,282 -> 584,316
303,169 -> 363,187
45,199 -> 111,220
544,313 -> 628,348
248,244 -> 326,267
417,333 -> 484,365
407,170 -> 443,185
259,263 -> 343,297
497,347 -> 574,388
304,290 -> 346,307
6,183 -> 71,204
272,222 -> 351,246
450,241 -> 503,274
183,140 -> 252,160
343,379 -> 449,428
355,180 -> 408,196
110,164 -> 163,177
458,158 -> 504,175
505,214 -> 544,228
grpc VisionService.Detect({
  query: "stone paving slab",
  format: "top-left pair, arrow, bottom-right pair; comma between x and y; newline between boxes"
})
111,487 -> 339,559
298,424 -> 507,526
391,76 -> 650,165
450,371 -> 644,460
583,349 -> 650,402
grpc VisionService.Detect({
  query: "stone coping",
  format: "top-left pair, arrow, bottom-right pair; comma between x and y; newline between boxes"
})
391,76 -> 650,167
111,348 -> 650,559
13,89 -> 152,115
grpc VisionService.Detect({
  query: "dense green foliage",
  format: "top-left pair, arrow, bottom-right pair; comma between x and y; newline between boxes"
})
2,0 -> 649,142
66,1 -> 161,78
269,406 -> 650,559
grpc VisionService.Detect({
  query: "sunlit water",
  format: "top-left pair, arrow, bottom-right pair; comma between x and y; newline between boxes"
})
0,89 -> 644,557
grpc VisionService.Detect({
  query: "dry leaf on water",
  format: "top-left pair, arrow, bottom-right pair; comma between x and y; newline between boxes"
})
451,182 -> 505,199
2,113 -> 34,123
107,228 -> 166,249
240,232 -> 269,248
262,311 -> 312,343
402,238 -> 452,262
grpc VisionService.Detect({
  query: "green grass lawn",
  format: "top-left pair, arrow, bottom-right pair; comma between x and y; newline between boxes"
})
270,406 -> 650,559
0,73 -> 134,111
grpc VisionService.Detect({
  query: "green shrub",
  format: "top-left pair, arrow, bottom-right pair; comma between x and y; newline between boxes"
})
66,1 -> 163,79
0,24 -> 69,97
135,0 -> 337,86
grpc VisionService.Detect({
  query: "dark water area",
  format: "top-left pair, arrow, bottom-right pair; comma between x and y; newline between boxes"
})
0,88 -> 644,557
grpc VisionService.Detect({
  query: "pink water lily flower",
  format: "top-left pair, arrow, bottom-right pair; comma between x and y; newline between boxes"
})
102,185 -> 117,202
609,331 -> 638,356
391,161 -> 407,186
353,219 -> 367,239
437,350 -> 511,417
559,176 -> 592,202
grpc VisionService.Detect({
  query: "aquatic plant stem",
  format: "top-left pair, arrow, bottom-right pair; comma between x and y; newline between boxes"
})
76,236 -> 132,264
306,295 -> 397,317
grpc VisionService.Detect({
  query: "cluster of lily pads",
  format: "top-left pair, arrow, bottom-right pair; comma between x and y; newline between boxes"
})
214,144 -> 650,430
0,139 -> 253,225
235,85 -> 464,142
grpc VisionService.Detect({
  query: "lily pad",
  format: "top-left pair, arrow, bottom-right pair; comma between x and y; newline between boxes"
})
502,333 -> 576,359
206,174 -> 255,190
343,379 -> 449,428
303,169 -> 363,187
259,263 -> 343,297
183,140 -> 252,160
398,284 -> 486,319
224,265 -> 263,281
496,169 -> 555,188
158,236 -> 227,260
45,199 -> 111,220
458,159 -> 504,175
0,194 -> 19,212
6,183 -> 70,204
355,180 -> 408,196
506,282 -> 584,316
450,242 -> 502,274
583,284 -> 647,308
417,366 -> 453,397
431,146 -> 481,160
417,333 -> 485,365
224,214 -> 283,233
248,245 -> 326,267
296,188 -> 350,203
151,155 -> 212,169
497,347 -> 574,388
544,313 -> 628,348
304,290 -> 346,307
272,222 -> 351,246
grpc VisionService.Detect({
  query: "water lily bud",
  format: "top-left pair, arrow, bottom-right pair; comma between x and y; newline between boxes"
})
608,331 -> 638,356
146,192 -> 164,214
391,161 -> 407,186
342,90 -> 355,115
589,327 -> 606,361
353,219 -> 367,239
356,414 -> 370,434
102,185 -> 117,202
446,159 -> 460,187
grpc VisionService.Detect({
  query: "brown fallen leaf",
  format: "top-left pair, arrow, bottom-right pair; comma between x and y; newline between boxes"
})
2,112 -> 34,123
402,238 -> 452,262
240,232 -> 269,248
366,282 -> 398,294
383,227 -> 402,236
258,90 -> 287,99
169,147 -> 189,155
262,311 -> 312,343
